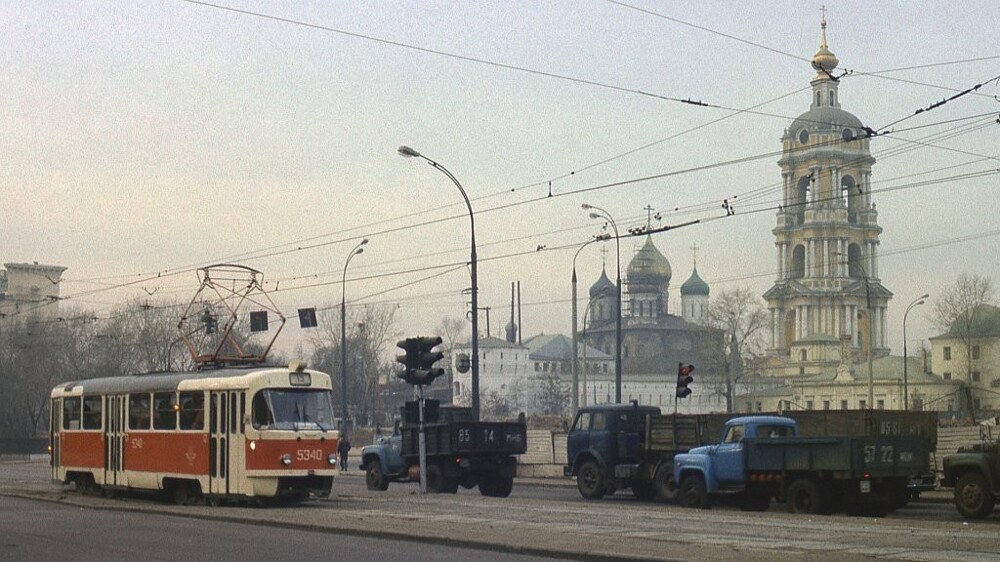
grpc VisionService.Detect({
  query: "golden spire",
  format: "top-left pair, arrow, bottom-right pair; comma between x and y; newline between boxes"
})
820,5 -> 829,49
811,6 -> 839,78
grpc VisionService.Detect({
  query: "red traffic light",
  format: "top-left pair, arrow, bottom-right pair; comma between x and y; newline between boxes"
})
676,362 -> 694,398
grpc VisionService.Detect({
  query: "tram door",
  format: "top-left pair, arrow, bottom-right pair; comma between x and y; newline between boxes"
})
104,395 -> 126,487
50,399 -> 60,481
209,391 -> 244,496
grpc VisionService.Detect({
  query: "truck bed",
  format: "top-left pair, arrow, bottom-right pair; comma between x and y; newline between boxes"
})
644,413 -> 729,453
402,421 -> 527,458
784,410 -> 938,449
743,435 -> 928,477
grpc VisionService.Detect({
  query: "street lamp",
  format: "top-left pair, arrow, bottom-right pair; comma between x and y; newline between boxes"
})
903,293 -> 929,411
341,238 -> 368,429
582,203 -> 622,404
398,145 -> 481,420
571,237 -> 603,415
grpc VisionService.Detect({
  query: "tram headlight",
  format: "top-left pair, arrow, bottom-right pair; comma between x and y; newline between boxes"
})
281,453 -> 292,466
328,453 -> 337,466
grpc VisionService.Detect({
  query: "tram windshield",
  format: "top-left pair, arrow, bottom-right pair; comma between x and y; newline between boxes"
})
252,388 -> 336,431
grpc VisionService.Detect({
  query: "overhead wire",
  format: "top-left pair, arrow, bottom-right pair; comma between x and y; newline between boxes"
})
27,2 -> 1000,322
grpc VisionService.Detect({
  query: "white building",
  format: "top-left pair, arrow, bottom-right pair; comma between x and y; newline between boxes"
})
0,262 -> 67,319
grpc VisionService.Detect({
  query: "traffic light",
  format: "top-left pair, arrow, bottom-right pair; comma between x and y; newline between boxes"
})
676,362 -> 694,398
396,336 -> 445,385
201,310 -> 218,334
396,338 -> 419,374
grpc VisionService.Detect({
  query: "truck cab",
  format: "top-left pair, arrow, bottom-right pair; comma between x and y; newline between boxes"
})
941,440 -> 1000,519
674,415 -> 796,509
565,403 -> 660,499
360,430 -> 406,491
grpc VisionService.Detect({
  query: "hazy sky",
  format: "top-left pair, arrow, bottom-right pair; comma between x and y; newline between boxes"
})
5,1 -> 1000,357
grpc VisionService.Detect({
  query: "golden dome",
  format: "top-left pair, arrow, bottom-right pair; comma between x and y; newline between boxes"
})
811,14 -> 839,77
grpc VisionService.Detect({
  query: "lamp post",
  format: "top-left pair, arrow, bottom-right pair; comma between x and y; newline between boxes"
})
398,145 -> 481,420
571,237 -> 602,415
903,293 -> 929,411
582,204 -> 622,403
341,238 -> 368,429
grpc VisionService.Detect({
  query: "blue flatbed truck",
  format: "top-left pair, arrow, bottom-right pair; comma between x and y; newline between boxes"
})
674,415 -> 929,515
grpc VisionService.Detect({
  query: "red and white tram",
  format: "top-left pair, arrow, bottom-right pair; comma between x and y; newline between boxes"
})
49,361 -> 340,505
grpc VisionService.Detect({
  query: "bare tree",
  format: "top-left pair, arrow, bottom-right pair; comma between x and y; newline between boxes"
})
307,303 -> 398,427
932,273 -> 996,417
705,287 -> 770,413
536,372 -> 570,417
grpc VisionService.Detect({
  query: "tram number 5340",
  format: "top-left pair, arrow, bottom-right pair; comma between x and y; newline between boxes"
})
296,449 -> 323,461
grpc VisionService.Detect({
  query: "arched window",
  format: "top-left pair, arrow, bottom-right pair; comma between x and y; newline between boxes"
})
847,244 -> 864,278
795,176 -> 811,223
816,91 -> 822,106
791,245 -> 806,279
800,349 -> 808,361
841,175 -> 858,222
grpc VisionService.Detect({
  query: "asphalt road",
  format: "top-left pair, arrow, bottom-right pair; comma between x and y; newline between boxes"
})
3,460 -> 998,562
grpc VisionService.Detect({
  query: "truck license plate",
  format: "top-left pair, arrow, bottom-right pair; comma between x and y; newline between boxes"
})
859,480 -> 871,494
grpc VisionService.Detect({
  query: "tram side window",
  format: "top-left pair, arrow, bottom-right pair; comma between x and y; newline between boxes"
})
252,392 -> 275,428
153,392 -> 177,430
63,397 -> 82,430
179,392 -> 205,430
82,396 -> 102,430
128,393 -> 151,430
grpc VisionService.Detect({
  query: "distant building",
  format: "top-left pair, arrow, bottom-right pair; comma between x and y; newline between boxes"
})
582,235 -> 726,414
0,262 -> 67,319
740,336 -> 959,415
929,304 -> 1000,418
450,332 -> 612,417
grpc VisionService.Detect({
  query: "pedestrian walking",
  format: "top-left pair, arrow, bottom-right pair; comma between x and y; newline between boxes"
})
337,434 -> 352,472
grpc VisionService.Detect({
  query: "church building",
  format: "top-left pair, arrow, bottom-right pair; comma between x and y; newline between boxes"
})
744,14 -> 961,414
583,234 -> 725,412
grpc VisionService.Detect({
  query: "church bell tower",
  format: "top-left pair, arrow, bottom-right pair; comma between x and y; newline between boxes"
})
764,14 -> 892,370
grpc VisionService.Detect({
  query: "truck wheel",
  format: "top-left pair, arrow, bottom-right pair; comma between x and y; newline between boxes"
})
480,475 -> 513,498
654,464 -> 679,503
366,462 -> 389,491
576,460 -> 606,500
425,463 -> 447,494
678,475 -> 712,509
955,472 -> 995,520
786,479 -> 827,515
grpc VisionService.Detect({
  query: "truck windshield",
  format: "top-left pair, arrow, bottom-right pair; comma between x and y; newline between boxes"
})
252,388 -> 335,431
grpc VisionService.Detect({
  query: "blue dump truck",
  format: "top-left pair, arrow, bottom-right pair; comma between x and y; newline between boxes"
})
360,405 -> 527,497
673,415 -> 929,516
